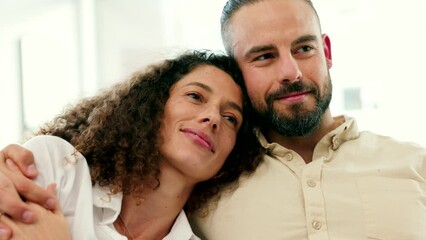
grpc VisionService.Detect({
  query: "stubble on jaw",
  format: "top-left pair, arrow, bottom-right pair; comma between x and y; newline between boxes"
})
252,76 -> 332,137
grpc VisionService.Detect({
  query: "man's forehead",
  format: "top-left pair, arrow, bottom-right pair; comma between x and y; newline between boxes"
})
229,1 -> 320,53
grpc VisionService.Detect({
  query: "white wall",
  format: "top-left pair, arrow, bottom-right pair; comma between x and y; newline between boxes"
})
317,0 -> 426,145
0,0 -> 79,147
95,0 -> 227,88
1,0 -> 425,148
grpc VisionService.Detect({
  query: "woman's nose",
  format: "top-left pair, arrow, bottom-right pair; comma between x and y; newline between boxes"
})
200,107 -> 220,130
202,117 -> 218,130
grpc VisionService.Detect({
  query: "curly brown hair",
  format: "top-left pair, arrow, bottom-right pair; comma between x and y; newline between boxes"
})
37,50 -> 263,213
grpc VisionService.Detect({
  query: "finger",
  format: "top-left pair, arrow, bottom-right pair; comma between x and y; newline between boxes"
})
0,144 -> 38,179
6,172 -> 57,211
0,222 -> 12,240
12,203 -> 70,240
46,183 -> 60,211
0,171 -> 35,224
46,183 -> 57,195
0,214 -> 20,240
0,152 -> 58,213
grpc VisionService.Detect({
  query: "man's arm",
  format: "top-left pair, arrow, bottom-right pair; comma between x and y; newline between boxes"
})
0,144 -> 58,222
0,193 -> 69,240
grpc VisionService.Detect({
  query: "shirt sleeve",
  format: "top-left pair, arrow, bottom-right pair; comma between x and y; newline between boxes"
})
23,135 -> 96,239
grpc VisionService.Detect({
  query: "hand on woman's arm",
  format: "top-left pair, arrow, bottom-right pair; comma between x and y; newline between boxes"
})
0,189 -> 70,240
0,144 -> 57,222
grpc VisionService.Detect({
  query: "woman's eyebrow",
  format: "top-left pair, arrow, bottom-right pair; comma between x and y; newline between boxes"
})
226,101 -> 243,116
184,82 -> 212,92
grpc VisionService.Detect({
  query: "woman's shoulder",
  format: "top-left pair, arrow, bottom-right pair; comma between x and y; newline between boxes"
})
24,135 -> 72,149
24,135 -> 80,156
23,135 -> 86,169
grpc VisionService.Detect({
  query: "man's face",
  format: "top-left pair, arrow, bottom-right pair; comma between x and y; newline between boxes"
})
228,0 -> 333,136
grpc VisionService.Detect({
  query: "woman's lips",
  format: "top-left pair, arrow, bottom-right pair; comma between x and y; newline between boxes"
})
181,128 -> 214,152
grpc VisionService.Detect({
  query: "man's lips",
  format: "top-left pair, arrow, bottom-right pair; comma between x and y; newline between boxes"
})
181,128 -> 214,152
276,91 -> 311,102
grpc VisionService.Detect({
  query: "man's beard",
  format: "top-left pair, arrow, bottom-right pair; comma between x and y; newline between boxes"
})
253,76 -> 332,137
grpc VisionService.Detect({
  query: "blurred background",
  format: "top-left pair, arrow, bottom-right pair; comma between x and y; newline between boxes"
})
1,0 -> 426,148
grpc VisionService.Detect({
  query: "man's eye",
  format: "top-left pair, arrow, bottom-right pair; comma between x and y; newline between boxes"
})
294,45 -> 313,54
254,53 -> 274,61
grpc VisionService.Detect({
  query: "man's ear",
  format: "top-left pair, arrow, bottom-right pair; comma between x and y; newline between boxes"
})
322,34 -> 332,68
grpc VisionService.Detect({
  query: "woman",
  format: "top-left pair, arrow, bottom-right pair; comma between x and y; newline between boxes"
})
0,50 -> 262,239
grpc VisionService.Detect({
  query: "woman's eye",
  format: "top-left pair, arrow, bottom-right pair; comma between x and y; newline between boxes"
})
224,115 -> 238,126
187,92 -> 202,101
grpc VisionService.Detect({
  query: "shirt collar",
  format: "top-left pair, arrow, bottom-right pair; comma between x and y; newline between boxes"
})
164,211 -> 200,240
255,115 -> 360,153
92,184 -> 199,240
92,184 -> 123,225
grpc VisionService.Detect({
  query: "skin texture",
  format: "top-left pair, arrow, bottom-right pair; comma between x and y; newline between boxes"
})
0,144 -> 57,233
116,64 -> 244,239
227,0 -> 338,162
0,198 -> 68,240
160,65 -> 243,184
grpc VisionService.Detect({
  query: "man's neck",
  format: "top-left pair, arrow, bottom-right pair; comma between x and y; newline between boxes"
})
266,113 -> 344,164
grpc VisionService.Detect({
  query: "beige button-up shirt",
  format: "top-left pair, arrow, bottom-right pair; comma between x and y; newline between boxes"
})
191,116 -> 426,240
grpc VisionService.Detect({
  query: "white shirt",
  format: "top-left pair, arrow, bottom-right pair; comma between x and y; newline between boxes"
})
24,135 -> 200,240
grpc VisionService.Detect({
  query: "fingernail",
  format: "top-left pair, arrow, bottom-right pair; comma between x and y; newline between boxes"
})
26,164 -> 38,176
45,198 -> 56,209
22,210 -> 34,223
5,158 -> 17,169
51,183 -> 57,194
0,228 -> 10,239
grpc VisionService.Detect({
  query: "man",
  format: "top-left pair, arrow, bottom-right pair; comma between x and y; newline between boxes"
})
1,0 -> 425,239
188,0 -> 426,239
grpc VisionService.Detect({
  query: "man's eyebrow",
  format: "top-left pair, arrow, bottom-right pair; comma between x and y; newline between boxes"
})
244,44 -> 275,59
243,35 -> 319,58
293,35 -> 318,45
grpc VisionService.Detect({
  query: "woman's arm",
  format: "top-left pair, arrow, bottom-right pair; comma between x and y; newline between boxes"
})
21,136 -> 97,239
0,136 -> 97,239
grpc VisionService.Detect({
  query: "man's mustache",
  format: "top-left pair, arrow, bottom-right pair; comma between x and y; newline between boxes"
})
266,81 -> 317,104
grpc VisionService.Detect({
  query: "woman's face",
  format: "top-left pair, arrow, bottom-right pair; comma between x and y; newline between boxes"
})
160,65 -> 243,184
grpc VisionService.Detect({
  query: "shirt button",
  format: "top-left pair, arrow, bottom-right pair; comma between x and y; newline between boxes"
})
312,221 -> 322,230
285,153 -> 293,161
307,179 -> 316,187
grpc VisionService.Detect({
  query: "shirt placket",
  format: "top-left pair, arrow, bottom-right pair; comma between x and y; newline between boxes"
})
302,156 -> 329,240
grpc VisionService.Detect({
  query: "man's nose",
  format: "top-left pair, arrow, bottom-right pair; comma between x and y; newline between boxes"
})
278,53 -> 302,83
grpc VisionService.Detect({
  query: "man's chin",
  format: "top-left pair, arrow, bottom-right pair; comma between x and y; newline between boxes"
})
276,109 -> 313,121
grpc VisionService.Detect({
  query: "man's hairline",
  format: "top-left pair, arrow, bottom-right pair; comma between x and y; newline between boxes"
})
221,0 -> 322,57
